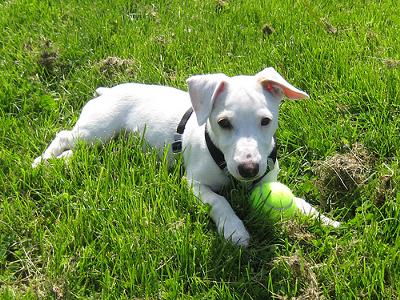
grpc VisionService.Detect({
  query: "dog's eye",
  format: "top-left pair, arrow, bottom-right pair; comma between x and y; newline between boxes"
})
261,117 -> 271,126
217,118 -> 233,130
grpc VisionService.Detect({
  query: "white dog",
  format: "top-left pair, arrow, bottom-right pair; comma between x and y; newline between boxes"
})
33,67 -> 340,246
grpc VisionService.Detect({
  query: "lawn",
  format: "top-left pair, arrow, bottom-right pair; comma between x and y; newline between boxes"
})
1,0 -> 399,298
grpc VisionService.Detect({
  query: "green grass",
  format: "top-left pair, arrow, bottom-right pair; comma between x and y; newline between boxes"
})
1,0 -> 399,298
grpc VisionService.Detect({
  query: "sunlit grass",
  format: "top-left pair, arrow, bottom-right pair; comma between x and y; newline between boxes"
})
0,0 -> 399,298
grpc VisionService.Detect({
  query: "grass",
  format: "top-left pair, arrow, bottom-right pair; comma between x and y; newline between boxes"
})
0,0 -> 399,298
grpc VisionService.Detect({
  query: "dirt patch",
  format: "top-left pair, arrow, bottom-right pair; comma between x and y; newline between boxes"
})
320,17 -> 338,34
98,56 -> 139,77
383,58 -> 400,68
368,56 -> 400,69
51,280 -> 66,300
284,219 -> 315,243
215,0 -> 229,12
39,50 -> 58,69
314,143 -> 374,208
271,254 -> 322,299
35,39 -> 60,72
262,24 -> 275,36
374,165 -> 395,206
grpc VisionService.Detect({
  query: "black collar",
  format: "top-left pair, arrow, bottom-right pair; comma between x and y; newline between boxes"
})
204,125 -> 227,170
172,107 -> 194,153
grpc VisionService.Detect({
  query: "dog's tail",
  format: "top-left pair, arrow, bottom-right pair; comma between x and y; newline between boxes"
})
93,87 -> 110,97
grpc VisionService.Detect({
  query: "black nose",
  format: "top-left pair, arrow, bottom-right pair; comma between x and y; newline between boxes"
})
238,162 -> 259,179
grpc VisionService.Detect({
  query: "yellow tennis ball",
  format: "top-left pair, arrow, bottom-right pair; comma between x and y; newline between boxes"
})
250,182 -> 297,220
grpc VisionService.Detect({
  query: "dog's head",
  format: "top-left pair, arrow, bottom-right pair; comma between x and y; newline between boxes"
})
187,67 -> 309,182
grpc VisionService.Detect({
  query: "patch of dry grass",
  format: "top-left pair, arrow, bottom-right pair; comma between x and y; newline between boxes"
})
314,143 -> 374,208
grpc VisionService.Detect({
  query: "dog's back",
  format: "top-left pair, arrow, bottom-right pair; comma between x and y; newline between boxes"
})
78,83 -> 191,147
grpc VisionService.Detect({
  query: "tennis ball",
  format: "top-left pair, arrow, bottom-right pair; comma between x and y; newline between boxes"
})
250,182 -> 297,220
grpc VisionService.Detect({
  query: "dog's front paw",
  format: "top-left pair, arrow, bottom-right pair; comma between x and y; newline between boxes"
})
327,219 -> 341,228
318,214 -> 341,228
219,218 -> 250,247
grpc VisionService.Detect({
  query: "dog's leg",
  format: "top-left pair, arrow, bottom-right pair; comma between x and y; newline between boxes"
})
56,149 -> 73,159
32,90 -> 127,167
294,197 -> 341,227
190,180 -> 250,246
32,123 -> 118,167
32,130 -> 76,167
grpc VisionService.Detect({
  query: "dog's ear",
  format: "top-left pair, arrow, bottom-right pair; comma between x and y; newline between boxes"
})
256,67 -> 309,100
187,74 -> 228,126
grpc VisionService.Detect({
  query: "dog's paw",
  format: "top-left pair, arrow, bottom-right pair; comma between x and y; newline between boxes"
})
328,219 -> 341,228
32,156 -> 44,168
229,229 -> 250,247
219,218 -> 250,247
56,149 -> 73,160
319,215 -> 341,228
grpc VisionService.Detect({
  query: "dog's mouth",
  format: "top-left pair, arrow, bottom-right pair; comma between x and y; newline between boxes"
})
239,175 -> 261,183
233,172 -> 264,183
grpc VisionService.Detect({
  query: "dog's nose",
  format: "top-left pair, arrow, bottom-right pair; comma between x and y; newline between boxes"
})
238,162 -> 259,179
